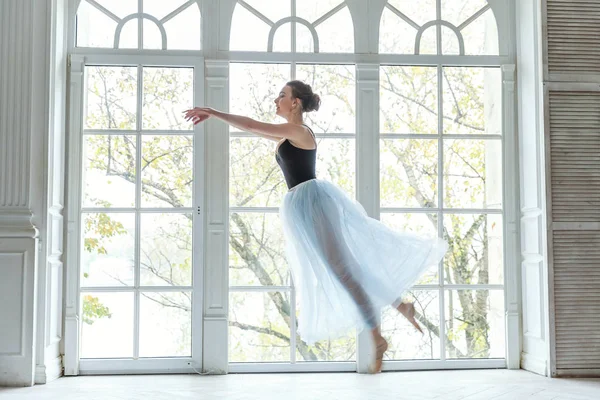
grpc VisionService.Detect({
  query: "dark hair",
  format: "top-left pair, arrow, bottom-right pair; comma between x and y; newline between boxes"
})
286,80 -> 321,112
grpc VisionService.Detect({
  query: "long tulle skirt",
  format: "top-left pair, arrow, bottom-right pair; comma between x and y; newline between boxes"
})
280,179 -> 448,344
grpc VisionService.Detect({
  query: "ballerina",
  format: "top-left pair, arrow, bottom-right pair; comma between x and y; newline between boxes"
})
184,80 -> 447,373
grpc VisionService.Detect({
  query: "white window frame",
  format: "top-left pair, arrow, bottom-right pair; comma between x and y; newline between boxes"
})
64,0 -> 520,375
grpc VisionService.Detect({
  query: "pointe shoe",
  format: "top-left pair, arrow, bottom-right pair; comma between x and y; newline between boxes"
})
368,338 -> 388,374
397,302 -> 424,335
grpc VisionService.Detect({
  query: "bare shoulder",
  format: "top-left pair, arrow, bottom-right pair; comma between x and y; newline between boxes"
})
288,124 -> 317,150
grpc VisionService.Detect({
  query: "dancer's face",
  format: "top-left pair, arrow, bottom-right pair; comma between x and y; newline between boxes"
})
274,86 -> 300,118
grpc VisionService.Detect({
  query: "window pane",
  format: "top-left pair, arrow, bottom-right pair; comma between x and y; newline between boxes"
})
316,138 -> 355,198
81,213 -> 135,287
296,307 -> 356,362
382,290 -> 440,360
229,292 -> 291,362
141,135 -> 193,208
139,291 -> 191,357
230,63 -> 290,124
229,5 -> 272,52
85,66 -> 137,130
445,290 -> 505,359
296,64 -> 356,134
380,66 -> 438,134
388,0 -> 436,26
417,25 -> 437,55
441,0 -> 489,28
163,4 -> 201,50
272,22 -> 291,52
229,212 -> 288,287
379,8 -> 416,54
461,9 -> 499,55
118,18 -> 139,49
83,135 -> 136,208
142,67 -> 194,130
442,67 -> 502,135
379,213 -> 438,284
243,0 -> 290,24
80,292 -> 134,358
380,139 -> 438,208
92,0 -> 137,18
143,0 -> 189,20
296,24 -> 315,53
76,1 -> 117,48
143,18 -> 163,50
443,214 -> 503,285
140,213 -> 193,286
443,139 -> 502,209
296,1 -> 354,53
441,25 -> 460,55
230,137 -> 287,208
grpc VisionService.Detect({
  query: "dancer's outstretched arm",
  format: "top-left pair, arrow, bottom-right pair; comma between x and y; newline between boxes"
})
183,107 -> 307,142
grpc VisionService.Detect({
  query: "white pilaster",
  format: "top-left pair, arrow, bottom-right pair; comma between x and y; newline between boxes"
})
202,60 -> 230,374
355,63 -> 380,373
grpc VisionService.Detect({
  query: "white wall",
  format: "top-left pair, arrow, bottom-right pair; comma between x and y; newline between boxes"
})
0,0 -> 66,387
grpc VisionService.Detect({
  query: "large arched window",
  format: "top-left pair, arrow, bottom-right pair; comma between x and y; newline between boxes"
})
229,0 -> 354,52
76,0 -> 202,50
379,0 -> 499,55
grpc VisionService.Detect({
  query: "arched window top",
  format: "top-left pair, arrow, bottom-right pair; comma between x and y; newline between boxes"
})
76,0 -> 202,50
379,0 -> 500,55
229,0 -> 354,53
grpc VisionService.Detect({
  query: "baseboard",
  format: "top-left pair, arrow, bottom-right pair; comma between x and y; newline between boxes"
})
35,356 -> 63,384
521,352 -> 547,377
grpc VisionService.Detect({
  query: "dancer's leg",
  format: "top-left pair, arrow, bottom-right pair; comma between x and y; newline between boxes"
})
314,214 -> 387,373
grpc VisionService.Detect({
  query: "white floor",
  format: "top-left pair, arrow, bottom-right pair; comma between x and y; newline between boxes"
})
1,370 -> 599,400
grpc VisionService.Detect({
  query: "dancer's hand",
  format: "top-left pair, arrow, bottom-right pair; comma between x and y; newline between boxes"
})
183,107 -> 215,125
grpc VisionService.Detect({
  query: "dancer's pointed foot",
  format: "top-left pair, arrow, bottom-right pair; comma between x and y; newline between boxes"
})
396,302 -> 424,335
368,336 -> 388,374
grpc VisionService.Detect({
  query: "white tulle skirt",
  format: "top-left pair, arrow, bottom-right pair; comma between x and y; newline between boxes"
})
280,179 -> 448,344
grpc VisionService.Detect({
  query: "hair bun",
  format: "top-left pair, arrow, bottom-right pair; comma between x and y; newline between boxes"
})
306,93 -> 321,112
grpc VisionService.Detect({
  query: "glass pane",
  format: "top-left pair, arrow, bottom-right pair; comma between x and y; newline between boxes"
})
441,0 -> 489,28
443,139 -> 502,209
296,24 -> 315,53
230,137 -> 287,208
143,0 -> 189,20
442,25 -> 460,55
316,138 -> 355,198
118,18 -> 139,49
243,0 -> 290,24
76,1 -> 117,48
380,66 -> 437,134
85,66 -> 137,130
296,64 -> 355,134
379,8 -> 416,54
229,213 -> 288,287
81,213 -> 135,287
93,0 -> 138,18
142,67 -> 194,130
445,290 -> 505,359
462,9 -> 499,55
143,18 -> 163,49
140,213 -> 193,286
379,213 -> 438,284
314,7 -> 354,53
163,4 -> 201,50
80,292 -> 134,358
83,135 -> 136,208
296,0 -> 343,23
442,67 -> 502,135
382,290 -> 440,360
380,139 -> 438,208
139,291 -> 192,357
230,63 -> 290,124
388,0 -> 436,26
141,135 -> 193,208
418,25 -> 437,54
229,292 -> 291,362
230,5 -> 272,52
272,22 -> 291,52
443,214 -> 503,285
